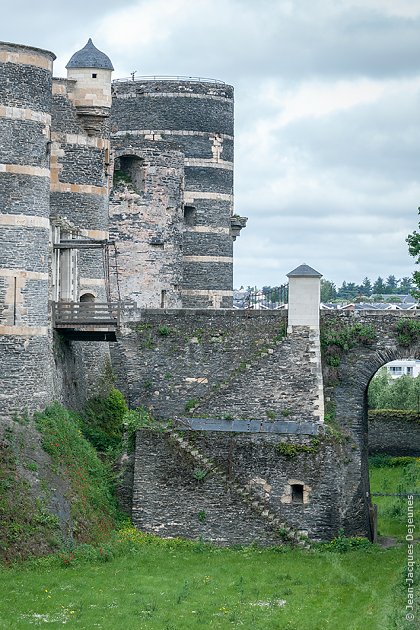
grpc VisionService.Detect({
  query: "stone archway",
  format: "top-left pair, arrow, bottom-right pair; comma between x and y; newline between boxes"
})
321,311 -> 420,539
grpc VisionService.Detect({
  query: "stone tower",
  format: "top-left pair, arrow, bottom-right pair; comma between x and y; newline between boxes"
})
0,41 -> 56,417
110,78 -> 246,308
50,38 -> 113,306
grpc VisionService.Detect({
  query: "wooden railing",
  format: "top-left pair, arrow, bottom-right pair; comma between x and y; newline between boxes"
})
53,302 -> 120,327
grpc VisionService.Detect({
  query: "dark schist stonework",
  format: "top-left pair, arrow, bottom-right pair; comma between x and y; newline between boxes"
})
133,429 -> 354,543
368,412 -> 420,456
110,78 -> 236,309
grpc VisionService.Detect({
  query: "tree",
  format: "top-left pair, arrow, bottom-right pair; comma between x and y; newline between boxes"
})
406,207 -> 420,298
320,279 -> 337,302
399,277 -> 413,294
385,275 -> 397,294
372,276 -> 386,295
360,277 -> 372,296
368,369 -> 420,411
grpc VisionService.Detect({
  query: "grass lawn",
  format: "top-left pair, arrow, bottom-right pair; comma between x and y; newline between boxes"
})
369,457 -> 419,540
0,458 -> 417,629
0,540 -> 409,630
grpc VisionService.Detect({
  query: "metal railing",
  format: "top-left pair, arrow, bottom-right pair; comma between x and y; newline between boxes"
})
112,75 -> 226,85
53,302 -> 120,327
236,284 -> 289,310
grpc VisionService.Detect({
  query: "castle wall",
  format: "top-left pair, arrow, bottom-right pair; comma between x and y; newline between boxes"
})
133,430 -> 345,544
111,80 -> 235,308
51,78 -> 110,302
109,142 -> 184,308
0,42 -> 55,417
49,74 -> 113,400
368,411 -> 420,456
113,308 -> 323,423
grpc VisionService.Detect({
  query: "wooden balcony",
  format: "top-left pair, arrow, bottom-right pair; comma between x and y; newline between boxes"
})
53,302 -> 120,341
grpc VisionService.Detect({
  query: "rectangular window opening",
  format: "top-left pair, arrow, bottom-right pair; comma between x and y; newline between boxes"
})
291,484 -> 304,504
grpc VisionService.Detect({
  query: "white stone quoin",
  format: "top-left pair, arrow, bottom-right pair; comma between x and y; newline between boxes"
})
287,263 -> 322,331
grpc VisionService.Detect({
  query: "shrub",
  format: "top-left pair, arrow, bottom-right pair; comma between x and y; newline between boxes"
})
321,322 -> 377,367
369,455 -> 417,468
81,389 -> 128,452
318,529 -> 372,553
394,318 -> 420,347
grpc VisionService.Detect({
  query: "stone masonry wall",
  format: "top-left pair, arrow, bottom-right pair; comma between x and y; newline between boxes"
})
111,79 -> 236,309
114,308 -> 323,423
368,411 -> 420,456
133,428 -> 353,543
321,310 -> 420,537
109,143 -> 184,308
0,42 -> 55,417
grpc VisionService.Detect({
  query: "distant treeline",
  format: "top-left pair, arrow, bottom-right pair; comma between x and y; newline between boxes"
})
320,275 -> 413,302
240,275 -> 413,303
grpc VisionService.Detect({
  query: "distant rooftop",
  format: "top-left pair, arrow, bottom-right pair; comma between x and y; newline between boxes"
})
66,38 -> 114,71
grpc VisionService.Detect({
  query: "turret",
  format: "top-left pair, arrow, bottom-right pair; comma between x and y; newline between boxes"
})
65,38 -> 113,134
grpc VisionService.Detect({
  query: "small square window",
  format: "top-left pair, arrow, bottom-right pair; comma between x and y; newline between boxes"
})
92,73 -> 97,79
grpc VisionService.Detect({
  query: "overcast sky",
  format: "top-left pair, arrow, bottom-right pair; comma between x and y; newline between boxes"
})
3,0 -> 420,288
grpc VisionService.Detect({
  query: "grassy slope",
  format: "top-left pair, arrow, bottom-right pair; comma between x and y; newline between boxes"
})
0,543 -> 405,630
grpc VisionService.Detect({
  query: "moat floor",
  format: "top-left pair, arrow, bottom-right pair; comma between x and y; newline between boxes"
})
0,544 -> 408,630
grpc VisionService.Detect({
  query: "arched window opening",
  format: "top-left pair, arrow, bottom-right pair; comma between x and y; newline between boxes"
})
113,155 -> 145,193
79,292 -> 95,303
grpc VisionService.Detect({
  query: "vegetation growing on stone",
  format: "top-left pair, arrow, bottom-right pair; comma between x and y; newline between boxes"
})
394,318 -> 420,347
80,388 -> 128,452
321,322 -> 377,367
35,404 -> 118,545
369,409 -> 420,422
185,398 -> 200,412
0,440 -> 61,564
276,439 -> 320,457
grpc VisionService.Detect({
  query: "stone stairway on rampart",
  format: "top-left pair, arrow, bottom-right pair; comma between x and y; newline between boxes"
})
165,429 -> 311,549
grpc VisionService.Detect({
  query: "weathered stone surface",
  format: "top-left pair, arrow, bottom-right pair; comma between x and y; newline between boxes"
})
111,79 -> 236,308
368,412 -> 420,456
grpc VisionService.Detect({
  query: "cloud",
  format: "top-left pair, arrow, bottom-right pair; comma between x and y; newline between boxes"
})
1,0 -> 419,289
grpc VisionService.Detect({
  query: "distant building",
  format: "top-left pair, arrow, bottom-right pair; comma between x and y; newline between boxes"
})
384,359 -> 420,379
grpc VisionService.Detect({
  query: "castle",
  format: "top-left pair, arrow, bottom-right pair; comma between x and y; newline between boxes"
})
0,38 -> 246,418
3,38 -> 416,547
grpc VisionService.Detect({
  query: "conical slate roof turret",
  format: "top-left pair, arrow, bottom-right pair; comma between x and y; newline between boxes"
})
287,263 -> 322,278
66,38 -> 114,70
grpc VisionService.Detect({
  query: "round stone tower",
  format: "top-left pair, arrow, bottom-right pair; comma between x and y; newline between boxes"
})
0,41 -> 55,416
111,78 -> 238,308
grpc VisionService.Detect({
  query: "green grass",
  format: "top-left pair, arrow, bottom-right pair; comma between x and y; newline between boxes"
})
0,455 -> 417,628
0,533 -> 407,630
369,457 -> 419,539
